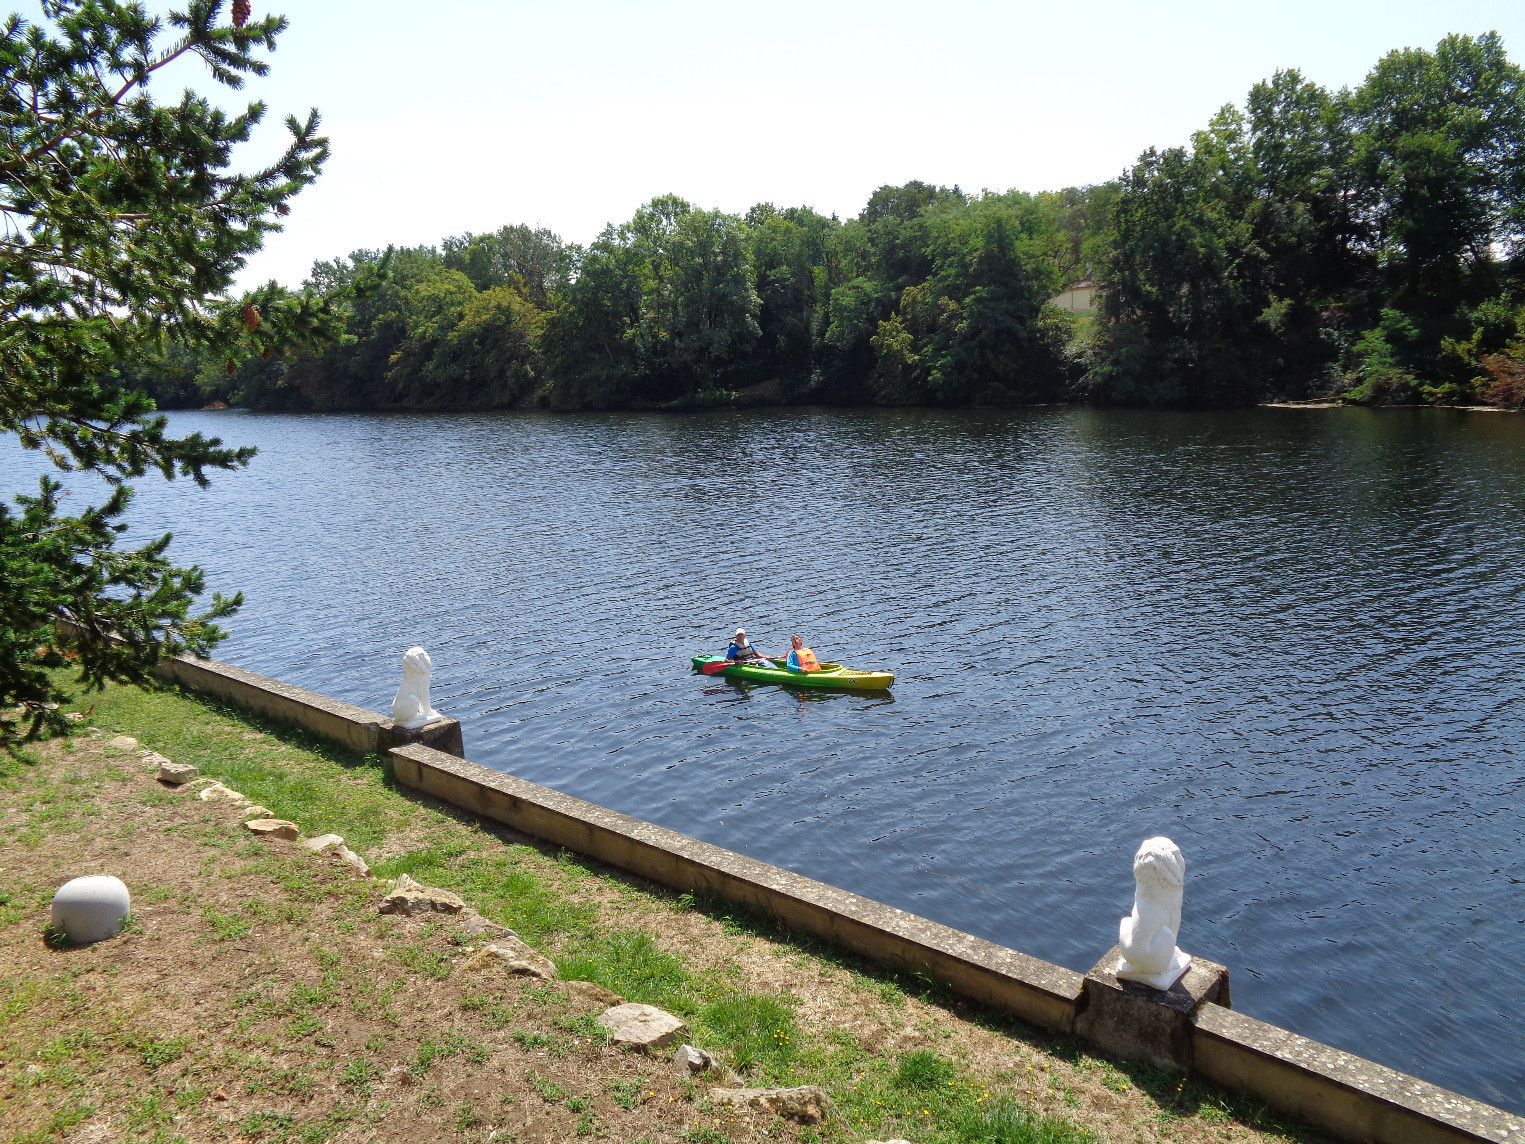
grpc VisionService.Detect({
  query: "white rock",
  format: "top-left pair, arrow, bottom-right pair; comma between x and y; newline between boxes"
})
1117,836 -> 1192,991
378,874 -> 463,916
464,938 -> 557,980
301,834 -> 344,853
868,1139 -> 916,1143
391,646 -> 445,729
105,735 -> 138,752
51,875 -> 130,945
458,909 -> 516,940
334,845 -> 370,875
64,712 -> 84,723
238,805 -> 273,819
597,1003 -> 687,1050
156,760 -> 199,785
244,818 -> 299,840
710,1085 -> 832,1125
674,1043 -> 716,1075
198,782 -> 248,804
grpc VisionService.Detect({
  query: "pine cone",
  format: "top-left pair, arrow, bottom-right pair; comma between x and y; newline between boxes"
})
232,0 -> 251,28
242,303 -> 261,331
261,350 -> 272,361
224,359 -> 236,377
275,203 -> 290,217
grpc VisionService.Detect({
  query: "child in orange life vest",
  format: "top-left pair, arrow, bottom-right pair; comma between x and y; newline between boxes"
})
785,634 -> 822,672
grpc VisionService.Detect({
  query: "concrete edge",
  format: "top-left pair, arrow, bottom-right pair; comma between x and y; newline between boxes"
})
387,740 -> 1082,1033
149,653 -> 466,759
58,636 -> 1517,1144
1193,1004 -> 1523,1144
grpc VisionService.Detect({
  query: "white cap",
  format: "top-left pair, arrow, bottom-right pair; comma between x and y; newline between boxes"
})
735,628 -> 746,636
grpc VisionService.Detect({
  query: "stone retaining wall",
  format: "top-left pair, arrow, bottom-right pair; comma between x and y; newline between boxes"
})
386,742 -> 1522,1144
113,649 -> 1524,1144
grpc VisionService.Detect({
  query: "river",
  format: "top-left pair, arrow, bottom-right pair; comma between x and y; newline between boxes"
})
5,406 -> 1522,1111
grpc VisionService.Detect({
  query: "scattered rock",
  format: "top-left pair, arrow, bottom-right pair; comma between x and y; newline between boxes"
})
597,1002 -> 687,1050
561,979 -> 624,1008
155,760 -> 199,785
458,908 -> 517,941
301,833 -> 343,853
334,845 -> 369,875
378,873 -> 464,916
463,937 -> 557,980
674,1043 -> 716,1075
64,712 -> 84,723
868,1139 -> 915,1144
105,735 -> 138,752
244,819 -> 299,841
198,782 -> 249,805
710,1085 -> 833,1125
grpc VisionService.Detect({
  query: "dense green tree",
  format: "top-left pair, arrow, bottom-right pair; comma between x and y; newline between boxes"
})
542,195 -> 760,407
871,192 -> 1072,404
441,224 -> 569,306
744,204 -> 839,389
0,1 -> 357,744
1093,33 -> 1525,407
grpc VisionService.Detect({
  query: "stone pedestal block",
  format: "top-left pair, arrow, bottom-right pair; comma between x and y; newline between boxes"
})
379,716 -> 463,758
1074,944 -> 1229,1071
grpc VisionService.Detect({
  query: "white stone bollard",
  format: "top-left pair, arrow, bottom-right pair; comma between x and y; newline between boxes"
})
51,875 -> 130,945
1116,836 -> 1192,991
391,646 -> 445,729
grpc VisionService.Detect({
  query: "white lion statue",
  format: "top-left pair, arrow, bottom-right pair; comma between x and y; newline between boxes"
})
1116,836 -> 1193,990
391,646 -> 444,729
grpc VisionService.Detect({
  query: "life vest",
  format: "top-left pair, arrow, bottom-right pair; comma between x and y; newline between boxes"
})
793,647 -> 821,672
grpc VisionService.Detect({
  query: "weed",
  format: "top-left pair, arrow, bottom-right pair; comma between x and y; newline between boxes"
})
949,1096 -> 1097,1143
556,929 -> 692,1013
698,991 -> 796,1074
340,1058 -> 380,1096
604,1079 -> 643,1109
527,1070 -> 564,1103
201,904 -> 252,941
240,1109 -> 297,1138
566,1096 -> 589,1112
576,1109 -> 595,1135
454,1102 -> 481,1131
896,1049 -> 956,1090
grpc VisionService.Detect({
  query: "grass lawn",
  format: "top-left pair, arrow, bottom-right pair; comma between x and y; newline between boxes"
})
0,679 -> 1317,1144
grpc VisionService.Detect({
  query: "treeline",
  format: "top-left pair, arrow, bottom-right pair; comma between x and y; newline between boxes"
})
146,33 -> 1525,412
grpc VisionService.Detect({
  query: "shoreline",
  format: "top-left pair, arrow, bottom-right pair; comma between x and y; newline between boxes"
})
0,681 -> 1324,1144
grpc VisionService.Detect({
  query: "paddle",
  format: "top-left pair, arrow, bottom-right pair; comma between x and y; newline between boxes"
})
700,660 -> 732,675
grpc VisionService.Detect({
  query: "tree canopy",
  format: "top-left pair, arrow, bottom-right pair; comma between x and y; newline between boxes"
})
1,1 -> 359,744
136,31 -> 1525,417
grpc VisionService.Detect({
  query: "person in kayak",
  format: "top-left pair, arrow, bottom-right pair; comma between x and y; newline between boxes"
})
726,629 -> 776,668
785,634 -> 822,672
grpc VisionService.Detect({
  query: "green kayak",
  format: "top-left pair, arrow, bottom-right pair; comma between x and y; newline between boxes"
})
691,654 -> 894,690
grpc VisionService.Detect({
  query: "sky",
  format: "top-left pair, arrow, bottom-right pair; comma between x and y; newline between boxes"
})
52,0 -> 1525,289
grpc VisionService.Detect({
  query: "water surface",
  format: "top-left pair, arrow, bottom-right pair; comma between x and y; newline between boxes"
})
5,406 -> 1522,1110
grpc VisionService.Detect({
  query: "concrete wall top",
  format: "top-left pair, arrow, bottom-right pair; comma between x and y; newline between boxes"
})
1193,1005 -> 1524,1144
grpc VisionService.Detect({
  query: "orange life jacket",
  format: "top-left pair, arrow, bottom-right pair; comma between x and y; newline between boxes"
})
793,647 -> 821,672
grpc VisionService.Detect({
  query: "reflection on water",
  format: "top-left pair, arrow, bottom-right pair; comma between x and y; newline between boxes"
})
4,405 -> 1522,1111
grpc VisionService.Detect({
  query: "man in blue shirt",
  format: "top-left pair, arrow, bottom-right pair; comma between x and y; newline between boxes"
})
726,628 -> 776,668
